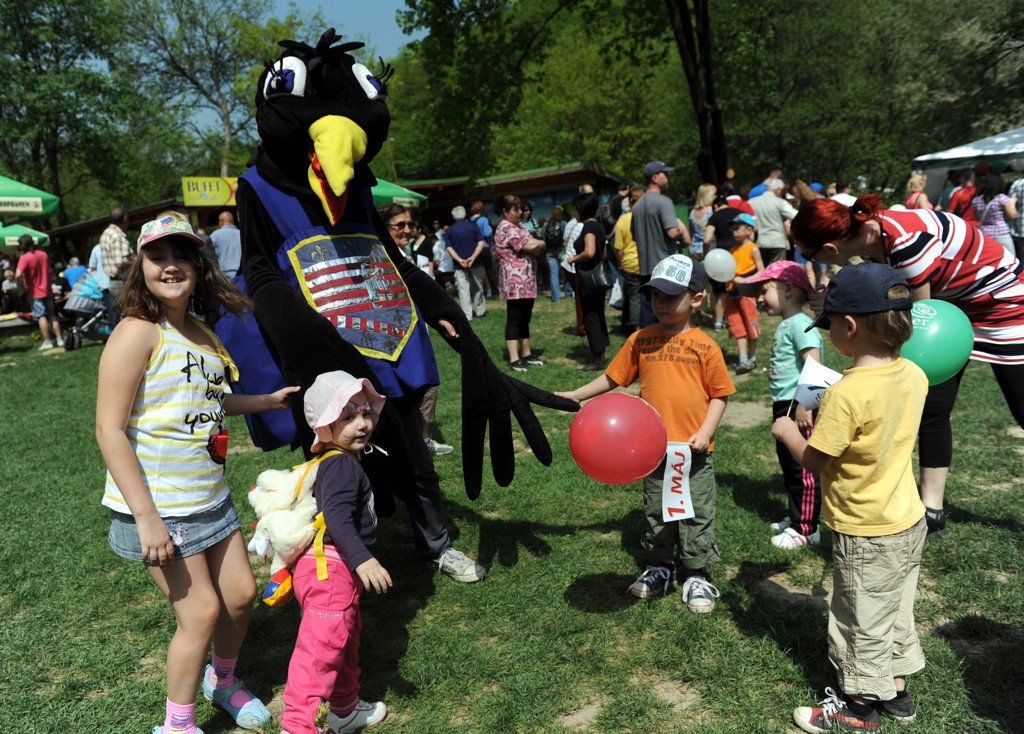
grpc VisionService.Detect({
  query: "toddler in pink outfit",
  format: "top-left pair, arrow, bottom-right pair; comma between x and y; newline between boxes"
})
280,370 -> 391,734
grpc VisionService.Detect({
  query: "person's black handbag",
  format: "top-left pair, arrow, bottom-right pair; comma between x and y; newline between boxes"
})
577,259 -> 614,296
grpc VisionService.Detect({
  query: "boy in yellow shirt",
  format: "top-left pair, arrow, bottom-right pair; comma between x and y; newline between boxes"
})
772,262 -> 928,732
558,254 -> 735,613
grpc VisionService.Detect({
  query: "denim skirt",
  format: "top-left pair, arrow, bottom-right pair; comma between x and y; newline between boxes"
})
108,500 -> 241,562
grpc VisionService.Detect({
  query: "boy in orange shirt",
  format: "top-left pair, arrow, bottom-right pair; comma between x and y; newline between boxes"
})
557,255 -> 735,612
725,213 -> 764,373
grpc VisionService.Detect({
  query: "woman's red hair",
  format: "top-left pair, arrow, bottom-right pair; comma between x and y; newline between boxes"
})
791,193 -> 884,250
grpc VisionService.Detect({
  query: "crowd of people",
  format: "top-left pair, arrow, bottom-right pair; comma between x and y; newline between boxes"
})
6,157 -> 1016,734
363,160 -> 1024,733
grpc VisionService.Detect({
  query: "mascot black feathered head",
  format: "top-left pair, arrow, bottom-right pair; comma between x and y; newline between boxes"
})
253,28 -> 394,223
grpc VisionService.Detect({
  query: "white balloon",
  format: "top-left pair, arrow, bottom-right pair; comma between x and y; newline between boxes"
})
704,248 -> 737,282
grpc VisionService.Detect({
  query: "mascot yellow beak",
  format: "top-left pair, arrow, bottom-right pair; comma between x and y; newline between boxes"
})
307,115 -> 369,224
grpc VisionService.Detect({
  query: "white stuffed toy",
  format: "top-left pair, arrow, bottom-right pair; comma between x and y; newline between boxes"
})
247,460 -> 321,574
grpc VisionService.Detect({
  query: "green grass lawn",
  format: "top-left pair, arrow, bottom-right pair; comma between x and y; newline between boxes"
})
1,296 -> 1021,733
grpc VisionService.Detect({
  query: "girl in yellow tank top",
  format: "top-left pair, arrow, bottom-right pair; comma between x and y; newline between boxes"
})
96,216 -> 299,734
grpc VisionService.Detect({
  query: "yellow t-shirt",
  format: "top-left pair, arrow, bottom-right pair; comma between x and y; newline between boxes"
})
614,212 -> 640,275
808,358 -> 928,536
606,325 -> 736,448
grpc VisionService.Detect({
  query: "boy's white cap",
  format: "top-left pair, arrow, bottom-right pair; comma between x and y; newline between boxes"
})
304,370 -> 386,453
640,254 -> 707,295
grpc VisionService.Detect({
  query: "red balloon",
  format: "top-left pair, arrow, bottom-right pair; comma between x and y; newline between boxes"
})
569,393 -> 668,485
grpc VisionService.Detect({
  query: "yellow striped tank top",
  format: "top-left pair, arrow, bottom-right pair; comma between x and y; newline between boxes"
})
102,318 -> 236,517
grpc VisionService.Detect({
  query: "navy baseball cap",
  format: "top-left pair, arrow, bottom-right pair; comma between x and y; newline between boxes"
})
806,262 -> 914,331
643,160 -> 674,178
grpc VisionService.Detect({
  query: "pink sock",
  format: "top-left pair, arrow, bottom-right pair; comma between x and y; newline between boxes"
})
209,653 -> 257,710
210,653 -> 237,688
163,699 -> 197,734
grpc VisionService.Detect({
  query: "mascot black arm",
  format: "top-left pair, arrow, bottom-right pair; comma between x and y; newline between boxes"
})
369,207 -> 579,498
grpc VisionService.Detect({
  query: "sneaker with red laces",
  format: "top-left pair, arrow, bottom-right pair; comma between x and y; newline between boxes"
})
793,688 -> 882,733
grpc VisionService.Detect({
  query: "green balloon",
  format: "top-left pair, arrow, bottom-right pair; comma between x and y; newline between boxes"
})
902,300 -> 974,385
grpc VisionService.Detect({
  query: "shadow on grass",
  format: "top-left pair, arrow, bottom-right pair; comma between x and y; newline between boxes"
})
720,471 -> 785,526
935,616 -> 1024,733
564,572 -> 646,613
945,501 -> 1024,535
722,560 -> 834,693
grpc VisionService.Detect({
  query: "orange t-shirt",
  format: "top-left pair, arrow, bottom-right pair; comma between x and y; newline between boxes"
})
606,325 -> 736,448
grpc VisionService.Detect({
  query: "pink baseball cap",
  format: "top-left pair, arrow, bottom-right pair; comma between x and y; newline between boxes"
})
137,217 -> 205,249
737,260 -> 814,297
303,370 -> 386,453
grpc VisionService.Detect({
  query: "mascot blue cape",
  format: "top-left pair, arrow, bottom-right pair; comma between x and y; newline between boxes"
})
216,28 -> 577,512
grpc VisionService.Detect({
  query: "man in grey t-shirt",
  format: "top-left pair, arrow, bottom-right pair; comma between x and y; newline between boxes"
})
749,178 -> 798,265
631,160 -> 688,326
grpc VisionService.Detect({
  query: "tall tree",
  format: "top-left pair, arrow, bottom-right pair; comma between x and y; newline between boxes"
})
122,0 -> 325,177
663,0 -> 728,184
0,0 -> 130,225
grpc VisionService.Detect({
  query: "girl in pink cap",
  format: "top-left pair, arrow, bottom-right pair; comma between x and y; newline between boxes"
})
279,370 -> 391,734
96,216 -> 298,734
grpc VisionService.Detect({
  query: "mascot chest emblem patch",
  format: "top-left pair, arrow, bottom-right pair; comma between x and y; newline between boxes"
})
286,226 -> 417,361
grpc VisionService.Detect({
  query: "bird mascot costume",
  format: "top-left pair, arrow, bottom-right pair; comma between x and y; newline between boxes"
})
216,29 -> 577,571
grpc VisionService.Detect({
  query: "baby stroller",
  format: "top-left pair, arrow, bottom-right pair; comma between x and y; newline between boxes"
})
63,273 -> 111,351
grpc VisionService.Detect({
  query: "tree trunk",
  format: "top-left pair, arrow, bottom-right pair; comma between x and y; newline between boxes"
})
663,0 -> 729,185
221,97 -> 232,179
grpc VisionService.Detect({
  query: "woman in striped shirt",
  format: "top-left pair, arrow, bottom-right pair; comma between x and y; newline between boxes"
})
97,216 -> 298,734
791,194 -> 1024,539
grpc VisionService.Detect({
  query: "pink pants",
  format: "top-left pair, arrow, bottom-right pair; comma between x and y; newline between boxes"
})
281,547 -> 363,734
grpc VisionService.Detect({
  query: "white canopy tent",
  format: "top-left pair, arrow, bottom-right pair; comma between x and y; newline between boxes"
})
913,126 -> 1024,201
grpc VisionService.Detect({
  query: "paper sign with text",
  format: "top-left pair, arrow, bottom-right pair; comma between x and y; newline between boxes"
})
661,442 -> 694,521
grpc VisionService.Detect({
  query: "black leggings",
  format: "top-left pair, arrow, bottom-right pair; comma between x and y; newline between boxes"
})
504,298 -> 535,340
918,361 -> 1024,467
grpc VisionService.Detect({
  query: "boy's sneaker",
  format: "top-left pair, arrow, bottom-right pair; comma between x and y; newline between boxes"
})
328,700 -> 388,732
510,358 -> 529,372
424,437 -> 454,456
734,359 -> 753,375
714,319 -> 726,331
770,516 -> 793,532
875,691 -> 916,724
55,336 -> 65,347
680,575 -> 720,613
627,565 -> 674,599
522,355 -> 545,366
434,547 -> 486,582
925,507 -> 948,539
38,340 -> 54,351
793,688 -> 882,733
771,527 -> 821,549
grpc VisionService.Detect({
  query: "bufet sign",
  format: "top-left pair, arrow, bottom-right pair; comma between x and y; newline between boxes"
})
181,177 -> 238,207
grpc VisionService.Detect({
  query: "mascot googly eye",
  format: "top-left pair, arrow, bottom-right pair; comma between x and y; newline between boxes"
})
351,62 -> 392,102
263,56 -> 307,99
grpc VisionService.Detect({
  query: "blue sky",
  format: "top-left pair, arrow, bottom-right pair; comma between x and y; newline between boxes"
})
273,0 -> 425,59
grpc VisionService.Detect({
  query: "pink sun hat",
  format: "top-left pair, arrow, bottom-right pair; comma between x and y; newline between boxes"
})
304,370 -> 386,453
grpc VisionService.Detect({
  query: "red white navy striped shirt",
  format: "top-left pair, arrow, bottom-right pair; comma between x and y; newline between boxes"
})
879,208 -> 1024,365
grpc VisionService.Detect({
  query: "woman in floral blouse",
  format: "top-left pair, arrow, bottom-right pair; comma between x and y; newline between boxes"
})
494,194 -> 547,372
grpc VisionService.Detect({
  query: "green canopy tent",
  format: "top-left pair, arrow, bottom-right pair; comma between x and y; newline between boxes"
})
0,223 -> 49,251
371,178 -> 427,209
0,175 -> 60,218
